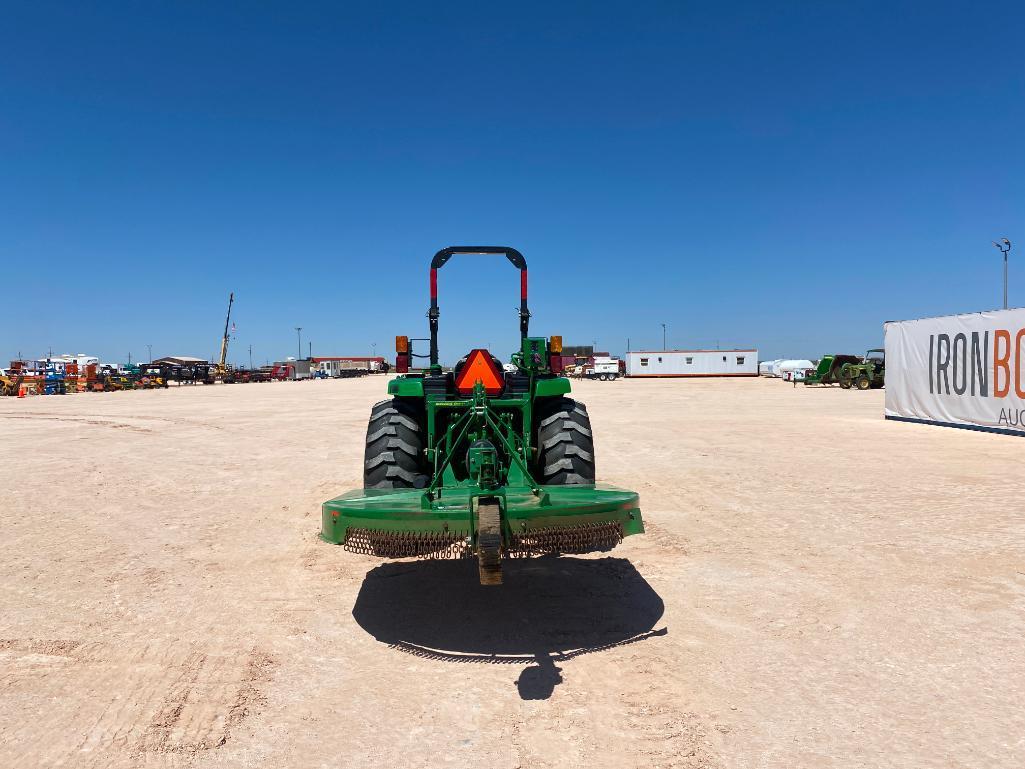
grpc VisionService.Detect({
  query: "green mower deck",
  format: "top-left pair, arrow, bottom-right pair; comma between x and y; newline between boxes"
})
322,483 -> 643,556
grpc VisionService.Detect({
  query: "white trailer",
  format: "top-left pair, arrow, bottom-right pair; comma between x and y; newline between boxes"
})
55,353 -> 100,369
582,356 -> 621,381
317,359 -> 367,376
625,349 -> 758,377
312,357 -> 385,376
777,359 -> 815,382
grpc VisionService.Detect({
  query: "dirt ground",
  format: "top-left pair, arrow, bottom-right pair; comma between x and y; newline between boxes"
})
1,376 -> 1023,769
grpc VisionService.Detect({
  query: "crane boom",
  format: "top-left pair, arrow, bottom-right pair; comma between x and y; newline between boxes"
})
218,292 -> 234,373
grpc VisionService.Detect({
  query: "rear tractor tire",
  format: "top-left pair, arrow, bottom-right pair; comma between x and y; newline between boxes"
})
535,397 -> 596,485
363,398 -> 430,489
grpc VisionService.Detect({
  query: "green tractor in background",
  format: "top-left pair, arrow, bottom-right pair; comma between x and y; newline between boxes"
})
803,354 -> 863,386
321,246 -> 643,585
838,348 -> 885,390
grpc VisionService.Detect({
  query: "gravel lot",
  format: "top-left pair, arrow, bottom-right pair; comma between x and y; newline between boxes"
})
1,376 -> 1022,769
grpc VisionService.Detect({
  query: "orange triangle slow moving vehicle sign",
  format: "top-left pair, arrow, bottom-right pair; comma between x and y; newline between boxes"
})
455,349 -> 505,396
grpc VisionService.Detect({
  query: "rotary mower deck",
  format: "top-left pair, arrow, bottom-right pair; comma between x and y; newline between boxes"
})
321,246 -> 643,585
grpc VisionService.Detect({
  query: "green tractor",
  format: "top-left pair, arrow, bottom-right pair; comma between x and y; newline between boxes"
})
321,246 -> 643,585
803,354 -> 862,386
839,348 -> 885,390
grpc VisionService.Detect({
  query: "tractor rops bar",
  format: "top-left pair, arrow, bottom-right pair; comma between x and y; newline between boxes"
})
428,246 -> 529,367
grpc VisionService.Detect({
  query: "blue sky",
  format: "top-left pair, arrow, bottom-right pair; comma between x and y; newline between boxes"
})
2,1 -> 1023,366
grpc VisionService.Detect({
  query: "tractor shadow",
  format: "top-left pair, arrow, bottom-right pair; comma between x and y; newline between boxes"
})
351,556 -> 666,700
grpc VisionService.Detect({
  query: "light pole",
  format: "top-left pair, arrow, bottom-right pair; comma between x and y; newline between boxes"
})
248,344 -> 253,370
372,342 -> 376,358
993,238 -> 1011,309
147,344 -> 152,363
295,327 -> 303,360
660,323 -> 667,351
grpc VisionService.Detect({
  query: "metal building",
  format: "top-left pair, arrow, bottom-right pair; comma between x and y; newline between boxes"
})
625,349 -> 759,377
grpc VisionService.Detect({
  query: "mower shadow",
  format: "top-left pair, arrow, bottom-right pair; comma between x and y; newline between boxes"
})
351,556 -> 666,700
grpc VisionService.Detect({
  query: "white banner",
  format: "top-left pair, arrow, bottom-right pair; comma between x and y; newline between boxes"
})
884,308 -> 1025,435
